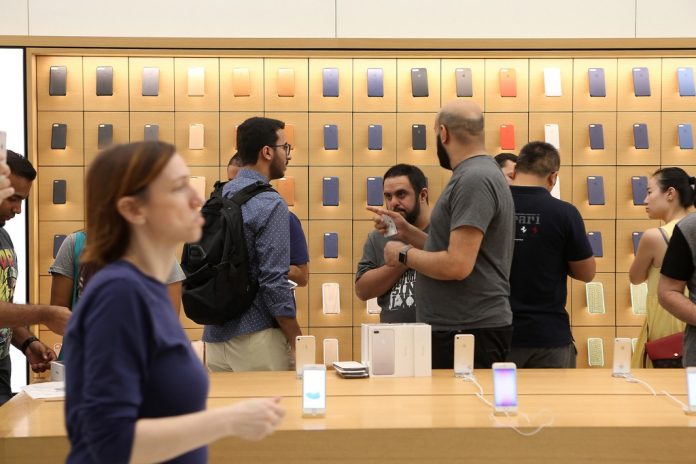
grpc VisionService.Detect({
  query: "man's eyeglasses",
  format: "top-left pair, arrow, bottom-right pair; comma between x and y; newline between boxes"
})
269,143 -> 292,156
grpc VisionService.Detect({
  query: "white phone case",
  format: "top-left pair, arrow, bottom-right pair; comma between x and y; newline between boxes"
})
587,337 -> 605,367
323,338 -> 339,367
585,282 -> 606,314
630,282 -> 648,316
366,297 -> 381,315
322,282 -> 341,315
544,123 -> 560,149
187,67 -> 205,96
612,338 -> 632,377
295,335 -> 316,378
543,67 -> 563,97
188,124 -> 205,150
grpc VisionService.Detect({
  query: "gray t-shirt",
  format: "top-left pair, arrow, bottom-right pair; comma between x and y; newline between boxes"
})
0,228 -> 17,359
356,226 -> 429,323
415,155 -> 515,331
49,232 -> 185,286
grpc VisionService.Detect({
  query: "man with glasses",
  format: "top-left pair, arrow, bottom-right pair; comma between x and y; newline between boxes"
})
204,117 -> 302,372
376,101 -> 515,369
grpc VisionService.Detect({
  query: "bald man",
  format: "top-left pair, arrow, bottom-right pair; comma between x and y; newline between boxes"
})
370,101 -> 515,369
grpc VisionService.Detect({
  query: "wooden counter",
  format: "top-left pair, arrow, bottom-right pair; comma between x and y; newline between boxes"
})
1,369 -> 695,463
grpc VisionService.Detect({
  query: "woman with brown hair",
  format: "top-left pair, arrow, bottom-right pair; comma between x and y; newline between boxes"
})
63,142 -> 284,464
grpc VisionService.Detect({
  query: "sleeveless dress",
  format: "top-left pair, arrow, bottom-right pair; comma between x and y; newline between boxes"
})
632,220 -> 687,368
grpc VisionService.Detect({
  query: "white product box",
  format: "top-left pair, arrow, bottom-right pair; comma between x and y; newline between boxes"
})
361,323 -> 431,378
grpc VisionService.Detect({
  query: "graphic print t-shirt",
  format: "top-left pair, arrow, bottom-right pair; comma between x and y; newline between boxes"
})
0,228 -> 18,359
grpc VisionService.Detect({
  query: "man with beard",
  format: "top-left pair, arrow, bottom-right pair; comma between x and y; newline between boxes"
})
356,164 -> 430,323
370,101 -> 515,369
204,117 -> 302,372
0,151 -> 70,404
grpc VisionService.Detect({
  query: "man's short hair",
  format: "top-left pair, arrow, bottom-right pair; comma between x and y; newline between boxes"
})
383,164 -> 428,199
436,110 -> 484,144
515,142 -> 560,177
7,150 -> 37,181
236,117 -> 285,166
494,152 -> 518,167
227,152 -> 242,167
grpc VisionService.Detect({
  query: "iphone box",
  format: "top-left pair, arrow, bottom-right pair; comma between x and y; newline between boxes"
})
360,323 -> 431,377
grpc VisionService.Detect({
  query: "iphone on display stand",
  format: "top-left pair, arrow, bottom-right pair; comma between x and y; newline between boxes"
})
302,364 -> 326,417
454,334 -> 474,377
612,338 -> 632,377
295,335 -> 316,378
492,362 -> 518,416
685,367 -> 696,415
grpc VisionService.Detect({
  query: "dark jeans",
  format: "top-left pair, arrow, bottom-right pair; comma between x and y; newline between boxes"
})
432,325 -> 513,369
0,355 -> 12,405
506,343 -> 577,368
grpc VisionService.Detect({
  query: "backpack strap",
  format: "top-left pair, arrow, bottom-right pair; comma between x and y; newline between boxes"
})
71,231 -> 86,308
657,227 -> 670,246
230,181 -> 276,205
210,180 -> 228,199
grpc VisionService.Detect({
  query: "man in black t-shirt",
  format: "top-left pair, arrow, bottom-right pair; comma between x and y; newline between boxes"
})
507,142 -> 596,368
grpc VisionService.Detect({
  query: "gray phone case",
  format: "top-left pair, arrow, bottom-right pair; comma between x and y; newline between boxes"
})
412,124 -> 426,150
96,66 -> 114,96
51,123 -> 68,150
632,67 -> 651,97
367,68 -> 384,97
455,68 -> 473,97
49,66 -> 67,96
142,67 -> 160,96
411,68 -> 429,97
97,124 -> 113,149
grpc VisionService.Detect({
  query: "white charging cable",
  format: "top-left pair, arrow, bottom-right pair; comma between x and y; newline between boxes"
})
614,373 -> 657,395
660,390 -> 689,411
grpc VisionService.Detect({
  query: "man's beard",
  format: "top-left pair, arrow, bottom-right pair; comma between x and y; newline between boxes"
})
436,136 -> 452,170
394,200 -> 420,226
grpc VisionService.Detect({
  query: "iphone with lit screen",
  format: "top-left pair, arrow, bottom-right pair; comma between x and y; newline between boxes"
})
302,364 -> 326,417
492,362 -> 518,416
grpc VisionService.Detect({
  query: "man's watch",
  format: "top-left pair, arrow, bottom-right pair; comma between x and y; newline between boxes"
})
20,336 -> 39,354
398,245 -> 413,265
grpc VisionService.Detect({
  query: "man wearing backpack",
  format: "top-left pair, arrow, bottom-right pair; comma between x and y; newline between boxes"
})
203,117 -> 301,371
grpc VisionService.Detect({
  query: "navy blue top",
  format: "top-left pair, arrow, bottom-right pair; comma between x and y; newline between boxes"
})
204,169 -> 295,342
64,260 -> 209,464
509,186 -> 593,348
289,212 -> 309,266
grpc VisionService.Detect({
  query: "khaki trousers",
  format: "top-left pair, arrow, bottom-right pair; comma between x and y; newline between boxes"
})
206,328 -> 291,372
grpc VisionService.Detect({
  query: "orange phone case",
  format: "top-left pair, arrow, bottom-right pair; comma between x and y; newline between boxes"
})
277,68 -> 295,97
500,124 -> 515,150
499,68 -> 517,97
232,67 -> 251,97
277,176 -> 296,206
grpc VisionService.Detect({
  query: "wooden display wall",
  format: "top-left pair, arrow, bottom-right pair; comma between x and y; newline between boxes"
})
27,49 -> 696,373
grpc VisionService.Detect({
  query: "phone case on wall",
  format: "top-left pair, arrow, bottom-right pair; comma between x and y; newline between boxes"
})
144,124 -> 159,142
631,176 -> 648,205
367,68 -> 384,97
499,68 -> 517,97
232,67 -> 251,97
368,124 -> 383,151
97,124 -> 113,149
544,123 -> 560,149
188,124 -> 205,150
499,124 -> 515,150
277,176 -> 295,206
321,282 -> 340,314
455,68 -> 473,97
587,337 -> 605,367
95,66 -> 114,96
412,124 -> 426,150
49,66 -> 67,96
587,231 -> 603,257
587,176 -> 605,205
322,176 -> 339,206
585,282 -> 606,314
142,67 -> 160,96
323,124 -> 339,150
366,177 -> 383,206
323,232 -> 338,259
588,68 -> 606,97
678,123 -> 694,149
187,67 -> 205,96
277,68 -> 295,97
53,234 -> 67,258
51,123 -> 68,150
632,231 -> 643,255
322,68 -> 339,97
543,67 -> 562,97
411,68 -> 429,97
633,123 -> 649,149
52,179 -> 67,204
371,328 -> 395,375
677,67 -> 696,96
588,124 -> 605,150
632,67 -> 651,97
323,339 -> 339,366
630,282 -> 648,315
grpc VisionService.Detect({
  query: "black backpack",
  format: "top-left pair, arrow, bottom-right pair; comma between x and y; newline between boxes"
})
181,180 -> 275,325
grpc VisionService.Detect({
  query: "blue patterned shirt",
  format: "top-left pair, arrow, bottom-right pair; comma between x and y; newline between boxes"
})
203,169 -> 295,342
